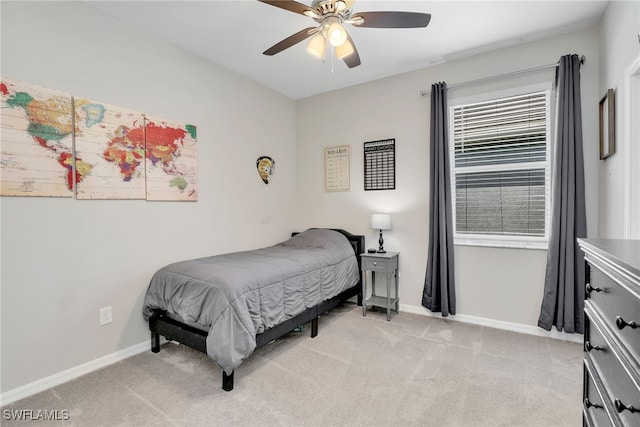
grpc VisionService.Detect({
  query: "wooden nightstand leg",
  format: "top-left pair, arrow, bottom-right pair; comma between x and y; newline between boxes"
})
361,268 -> 367,316
395,270 -> 399,313
386,272 -> 391,321
371,271 -> 377,296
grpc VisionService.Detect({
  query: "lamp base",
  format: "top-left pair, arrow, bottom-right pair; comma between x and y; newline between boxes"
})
377,230 -> 385,253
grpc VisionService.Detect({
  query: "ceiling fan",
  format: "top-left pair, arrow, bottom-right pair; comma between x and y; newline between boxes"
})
258,0 -> 431,68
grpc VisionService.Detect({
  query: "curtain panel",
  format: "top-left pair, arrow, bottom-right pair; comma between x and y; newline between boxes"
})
422,82 -> 456,317
538,54 -> 587,334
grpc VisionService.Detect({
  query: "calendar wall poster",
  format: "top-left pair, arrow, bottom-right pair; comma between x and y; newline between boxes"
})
364,139 -> 395,190
324,145 -> 351,192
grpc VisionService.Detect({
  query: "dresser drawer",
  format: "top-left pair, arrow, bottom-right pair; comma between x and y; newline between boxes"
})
580,239 -> 640,427
588,267 -> 640,362
362,256 -> 398,272
363,258 -> 388,271
585,304 -> 640,426
584,359 -> 616,427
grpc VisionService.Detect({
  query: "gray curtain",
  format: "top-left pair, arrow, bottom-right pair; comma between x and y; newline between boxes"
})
538,54 -> 587,334
422,82 -> 456,317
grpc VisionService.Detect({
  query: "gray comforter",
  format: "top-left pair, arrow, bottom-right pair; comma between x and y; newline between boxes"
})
143,229 -> 359,374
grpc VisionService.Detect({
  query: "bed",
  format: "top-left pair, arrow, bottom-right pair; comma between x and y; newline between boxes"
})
143,228 -> 364,391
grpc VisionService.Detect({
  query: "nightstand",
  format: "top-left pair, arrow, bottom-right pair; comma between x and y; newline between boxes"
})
360,252 -> 399,321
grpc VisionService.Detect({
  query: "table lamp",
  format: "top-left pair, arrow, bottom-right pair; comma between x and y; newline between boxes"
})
370,213 -> 391,253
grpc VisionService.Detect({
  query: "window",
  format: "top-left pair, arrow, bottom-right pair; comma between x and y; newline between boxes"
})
450,89 -> 551,248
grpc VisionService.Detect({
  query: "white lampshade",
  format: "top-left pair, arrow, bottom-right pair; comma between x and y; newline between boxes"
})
335,39 -> 354,59
307,33 -> 326,58
327,22 -> 347,47
370,213 -> 391,230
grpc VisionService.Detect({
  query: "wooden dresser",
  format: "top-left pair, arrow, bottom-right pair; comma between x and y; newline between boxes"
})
578,239 -> 640,426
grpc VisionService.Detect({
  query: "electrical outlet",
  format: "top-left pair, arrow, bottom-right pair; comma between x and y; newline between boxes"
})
99,306 -> 112,325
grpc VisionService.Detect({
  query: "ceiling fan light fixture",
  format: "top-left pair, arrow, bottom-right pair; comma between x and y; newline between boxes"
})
307,33 -> 326,58
327,22 -> 347,47
260,0 -> 432,70
335,39 -> 354,59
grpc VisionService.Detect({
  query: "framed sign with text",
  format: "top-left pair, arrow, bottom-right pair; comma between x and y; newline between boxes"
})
324,145 -> 350,192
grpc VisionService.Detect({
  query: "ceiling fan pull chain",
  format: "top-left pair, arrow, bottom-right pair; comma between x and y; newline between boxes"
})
331,46 -> 335,74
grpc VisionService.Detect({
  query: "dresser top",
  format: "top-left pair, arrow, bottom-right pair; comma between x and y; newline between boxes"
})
578,239 -> 640,278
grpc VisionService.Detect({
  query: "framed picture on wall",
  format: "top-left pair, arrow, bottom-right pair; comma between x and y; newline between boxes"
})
324,145 -> 351,192
599,88 -> 615,160
363,139 -> 396,191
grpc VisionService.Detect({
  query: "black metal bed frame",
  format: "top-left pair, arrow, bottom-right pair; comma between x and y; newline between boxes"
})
147,229 -> 365,392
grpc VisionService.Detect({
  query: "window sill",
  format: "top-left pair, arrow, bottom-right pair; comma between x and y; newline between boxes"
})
454,238 -> 548,251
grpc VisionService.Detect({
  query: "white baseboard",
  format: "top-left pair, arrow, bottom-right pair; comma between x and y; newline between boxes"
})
399,303 -> 583,344
0,341 -> 150,407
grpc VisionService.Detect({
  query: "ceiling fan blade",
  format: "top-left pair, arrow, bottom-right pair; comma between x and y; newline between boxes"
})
257,0 -> 313,16
263,27 -> 317,56
351,11 -> 431,28
342,34 -> 361,68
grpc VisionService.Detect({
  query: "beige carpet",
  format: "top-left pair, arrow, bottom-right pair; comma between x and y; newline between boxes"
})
1,304 -> 583,426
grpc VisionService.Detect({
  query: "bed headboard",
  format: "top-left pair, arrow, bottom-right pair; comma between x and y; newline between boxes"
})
329,229 -> 365,259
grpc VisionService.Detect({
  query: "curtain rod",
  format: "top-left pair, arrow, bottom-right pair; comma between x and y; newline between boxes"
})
420,55 -> 585,97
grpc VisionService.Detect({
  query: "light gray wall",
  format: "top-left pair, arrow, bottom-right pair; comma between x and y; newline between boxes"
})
1,1 -> 296,393
598,0 -> 640,238
295,28 -> 601,328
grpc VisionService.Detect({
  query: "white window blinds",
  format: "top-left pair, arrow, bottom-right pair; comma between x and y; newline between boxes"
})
451,90 -> 550,240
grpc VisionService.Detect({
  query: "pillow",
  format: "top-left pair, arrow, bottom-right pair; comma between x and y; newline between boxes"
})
280,228 -> 334,248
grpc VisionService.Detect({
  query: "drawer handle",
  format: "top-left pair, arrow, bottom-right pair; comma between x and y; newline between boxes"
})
373,262 -> 377,266
585,283 -> 602,296
584,398 -> 603,409
584,341 -> 602,352
615,316 -> 638,330
614,398 -> 638,414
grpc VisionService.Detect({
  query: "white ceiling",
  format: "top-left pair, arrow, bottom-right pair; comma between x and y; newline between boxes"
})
87,0 -> 608,99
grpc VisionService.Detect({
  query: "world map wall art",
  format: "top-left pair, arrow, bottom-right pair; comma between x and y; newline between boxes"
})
0,77 -> 197,201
